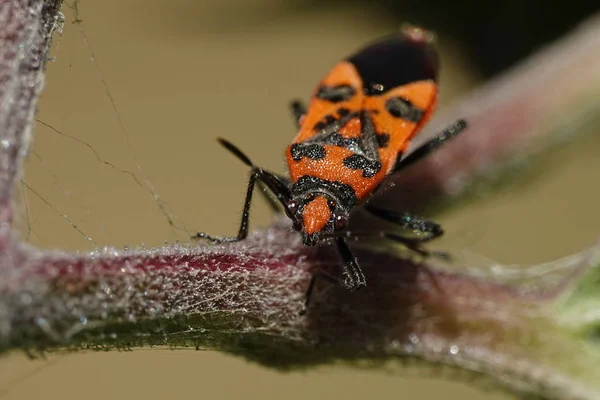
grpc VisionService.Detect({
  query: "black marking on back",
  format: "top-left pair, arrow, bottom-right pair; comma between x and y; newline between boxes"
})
302,111 -> 385,165
347,35 -> 437,95
291,143 -> 326,161
313,121 -> 327,131
376,133 -> 390,148
316,85 -> 356,103
343,154 -> 382,178
308,110 -> 359,138
292,175 -> 357,209
313,114 -> 340,132
324,132 -> 359,148
386,97 -> 424,122
337,107 -> 351,117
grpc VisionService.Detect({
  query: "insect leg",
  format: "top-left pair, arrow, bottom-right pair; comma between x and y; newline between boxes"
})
213,137 -> 292,213
299,270 -> 339,315
335,237 -> 367,291
192,168 -> 291,243
380,232 -> 447,258
365,204 -> 443,242
299,239 -> 367,315
394,119 -> 467,172
193,170 -> 259,243
257,174 -> 292,213
329,231 -> 449,259
290,100 -> 307,128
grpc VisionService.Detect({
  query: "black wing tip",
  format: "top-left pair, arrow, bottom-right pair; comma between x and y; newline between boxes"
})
347,28 -> 439,92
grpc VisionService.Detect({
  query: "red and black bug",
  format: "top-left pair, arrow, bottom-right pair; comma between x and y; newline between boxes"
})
194,26 -> 467,313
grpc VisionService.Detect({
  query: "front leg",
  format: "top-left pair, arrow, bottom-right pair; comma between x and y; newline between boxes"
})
365,204 -> 443,242
193,168 -> 291,243
257,173 -> 292,213
299,239 -> 366,315
335,237 -> 367,291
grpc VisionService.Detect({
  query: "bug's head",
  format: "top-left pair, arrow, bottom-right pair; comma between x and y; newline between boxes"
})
286,192 -> 350,247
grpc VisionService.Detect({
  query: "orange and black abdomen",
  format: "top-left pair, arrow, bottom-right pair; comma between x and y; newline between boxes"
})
287,28 -> 440,202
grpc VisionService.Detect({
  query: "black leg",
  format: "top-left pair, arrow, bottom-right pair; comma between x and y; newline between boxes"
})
290,100 -> 307,128
193,169 -> 259,243
381,232 -> 449,259
299,240 -> 365,315
299,270 -> 339,315
299,240 -> 366,315
205,137 -> 293,216
257,183 -> 281,213
299,228 -> 446,315
257,173 -> 292,213
326,230 -> 449,259
365,204 -> 443,242
335,237 -> 367,291
192,167 -> 291,243
394,119 -> 467,172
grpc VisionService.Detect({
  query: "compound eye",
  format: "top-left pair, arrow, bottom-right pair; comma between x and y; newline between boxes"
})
286,200 -> 299,217
287,200 -> 298,212
334,214 -> 349,230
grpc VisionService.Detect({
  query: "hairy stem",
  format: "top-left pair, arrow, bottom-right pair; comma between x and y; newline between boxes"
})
1,3 -> 600,400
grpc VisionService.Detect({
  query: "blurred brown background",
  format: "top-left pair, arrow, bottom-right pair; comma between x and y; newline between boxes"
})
1,0 -> 599,399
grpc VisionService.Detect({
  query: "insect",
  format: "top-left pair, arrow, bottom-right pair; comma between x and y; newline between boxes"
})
194,25 -> 467,313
